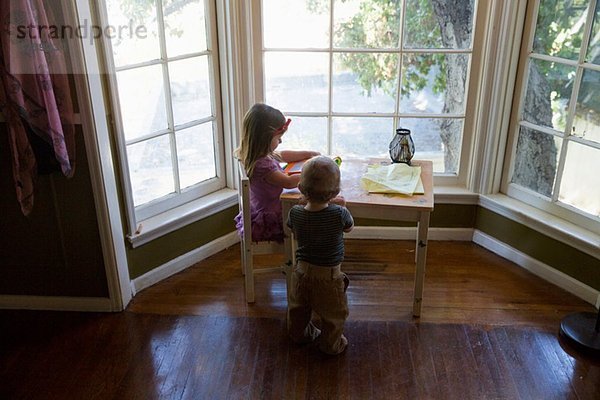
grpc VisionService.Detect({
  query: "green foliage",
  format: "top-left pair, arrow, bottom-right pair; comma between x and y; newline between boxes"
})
118,0 -> 154,25
116,0 -> 190,37
311,0 -> 448,99
532,0 -> 590,101
401,53 -> 446,96
533,0 -> 587,60
404,0 -> 441,49
306,0 -> 330,14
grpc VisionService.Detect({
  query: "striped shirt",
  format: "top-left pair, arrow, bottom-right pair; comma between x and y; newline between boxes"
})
287,204 -> 354,267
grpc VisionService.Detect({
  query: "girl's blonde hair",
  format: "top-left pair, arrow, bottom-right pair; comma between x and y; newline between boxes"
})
235,103 -> 286,177
298,156 -> 341,203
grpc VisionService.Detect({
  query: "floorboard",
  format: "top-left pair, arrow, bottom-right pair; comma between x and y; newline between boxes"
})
1,240 -> 598,399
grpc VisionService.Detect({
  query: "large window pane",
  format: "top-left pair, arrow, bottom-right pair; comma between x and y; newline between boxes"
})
260,0 -> 476,176
559,141 -> 600,216
400,53 -> 468,114
176,123 -> 215,189
533,0 -> 588,60
508,0 -> 600,223
169,56 -> 212,126
522,59 -> 576,132
127,135 -> 175,206
106,0 -> 160,67
262,0 -> 329,48
572,69 -> 600,144
103,0 -> 223,224
399,117 -> 462,174
511,126 -> 561,197
264,52 -> 329,112
333,0 -> 401,48
277,117 -> 328,155
164,0 -> 207,57
117,65 -> 168,141
333,53 -> 398,113
586,1 -> 600,64
332,117 -> 393,158
404,0 -> 474,49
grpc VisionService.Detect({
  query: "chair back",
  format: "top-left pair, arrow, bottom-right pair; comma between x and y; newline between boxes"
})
237,160 -> 253,249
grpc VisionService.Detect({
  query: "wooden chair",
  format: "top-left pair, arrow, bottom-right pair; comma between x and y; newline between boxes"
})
237,161 -> 286,303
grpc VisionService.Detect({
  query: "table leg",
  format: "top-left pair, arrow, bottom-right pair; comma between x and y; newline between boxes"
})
413,211 -> 431,317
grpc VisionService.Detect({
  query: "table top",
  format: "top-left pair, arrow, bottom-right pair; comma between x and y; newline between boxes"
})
281,158 -> 434,212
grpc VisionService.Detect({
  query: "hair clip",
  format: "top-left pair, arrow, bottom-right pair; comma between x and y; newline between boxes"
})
273,118 -> 292,135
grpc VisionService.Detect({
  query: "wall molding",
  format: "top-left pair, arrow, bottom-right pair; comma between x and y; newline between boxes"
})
473,230 -> 599,307
130,227 -> 472,296
346,226 -> 474,241
131,231 -> 240,295
4,227 -> 596,311
0,296 -> 114,312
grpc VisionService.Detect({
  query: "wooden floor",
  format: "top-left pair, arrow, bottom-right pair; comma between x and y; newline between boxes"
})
1,240 -> 599,399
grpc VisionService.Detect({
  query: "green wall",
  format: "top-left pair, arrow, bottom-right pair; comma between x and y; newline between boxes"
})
0,124 -> 108,297
126,204 -> 477,279
475,207 -> 600,291
354,204 -> 477,228
127,203 -> 599,294
127,206 -> 239,279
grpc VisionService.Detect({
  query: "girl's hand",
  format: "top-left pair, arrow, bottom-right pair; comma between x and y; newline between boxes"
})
265,169 -> 301,189
297,195 -> 308,205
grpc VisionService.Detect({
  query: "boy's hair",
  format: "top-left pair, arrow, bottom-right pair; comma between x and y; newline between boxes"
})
298,156 -> 341,203
235,103 -> 285,177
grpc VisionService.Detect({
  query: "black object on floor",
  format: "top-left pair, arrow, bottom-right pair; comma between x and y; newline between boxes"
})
559,309 -> 600,357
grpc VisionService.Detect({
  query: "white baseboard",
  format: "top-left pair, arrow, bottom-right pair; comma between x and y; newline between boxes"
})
0,295 -> 114,312
346,226 -> 474,241
473,230 -> 599,307
131,227 -> 470,297
131,231 -> 240,295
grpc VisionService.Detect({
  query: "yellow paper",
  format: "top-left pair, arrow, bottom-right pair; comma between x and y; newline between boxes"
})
360,163 -> 422,195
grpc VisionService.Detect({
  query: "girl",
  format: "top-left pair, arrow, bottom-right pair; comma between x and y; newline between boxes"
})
235,103 -> 319,243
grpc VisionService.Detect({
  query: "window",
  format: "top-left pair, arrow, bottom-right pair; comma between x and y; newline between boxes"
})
505,0 -> 600,231
253,0 -> 483,184
99,0 -> 225,225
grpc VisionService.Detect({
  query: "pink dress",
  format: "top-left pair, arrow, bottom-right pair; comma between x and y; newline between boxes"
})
235,156 -> 285,243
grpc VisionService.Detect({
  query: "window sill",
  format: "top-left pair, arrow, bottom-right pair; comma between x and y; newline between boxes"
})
126,184 -> 474,248
433,185 -> 479,205
480,193 -> 600,259
127,188 -> 238,248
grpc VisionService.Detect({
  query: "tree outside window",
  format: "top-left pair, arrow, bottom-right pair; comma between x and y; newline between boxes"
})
511,0 -> 600,219
264,0 -> 476,176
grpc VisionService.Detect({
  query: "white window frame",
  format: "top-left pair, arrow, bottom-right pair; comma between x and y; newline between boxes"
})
248,0 -> 489,189
501,0 -> 600,234
88,0 -> 239,246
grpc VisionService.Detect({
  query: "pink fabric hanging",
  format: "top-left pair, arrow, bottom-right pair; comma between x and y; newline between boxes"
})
0,0 -> 75,215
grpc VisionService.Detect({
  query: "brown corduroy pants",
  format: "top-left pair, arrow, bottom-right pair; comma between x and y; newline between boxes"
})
287,260 -> 350,355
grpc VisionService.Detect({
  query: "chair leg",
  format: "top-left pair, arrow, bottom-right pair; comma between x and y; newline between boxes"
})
240,240 -> 246,276
244,246 -> 255,303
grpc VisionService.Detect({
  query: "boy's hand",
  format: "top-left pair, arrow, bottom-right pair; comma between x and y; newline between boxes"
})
297,195 -> 308,205
330,195 -> 346,207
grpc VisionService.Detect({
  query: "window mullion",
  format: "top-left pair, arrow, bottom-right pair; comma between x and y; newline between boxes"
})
395,0 -> 407,127
553,67 -> 583,202
579,0 -> 597,63
327,0 -> 334,155
155,0 -> 181,194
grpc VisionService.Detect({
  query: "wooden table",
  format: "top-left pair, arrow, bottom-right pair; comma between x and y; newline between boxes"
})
281,158 -> 434,317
